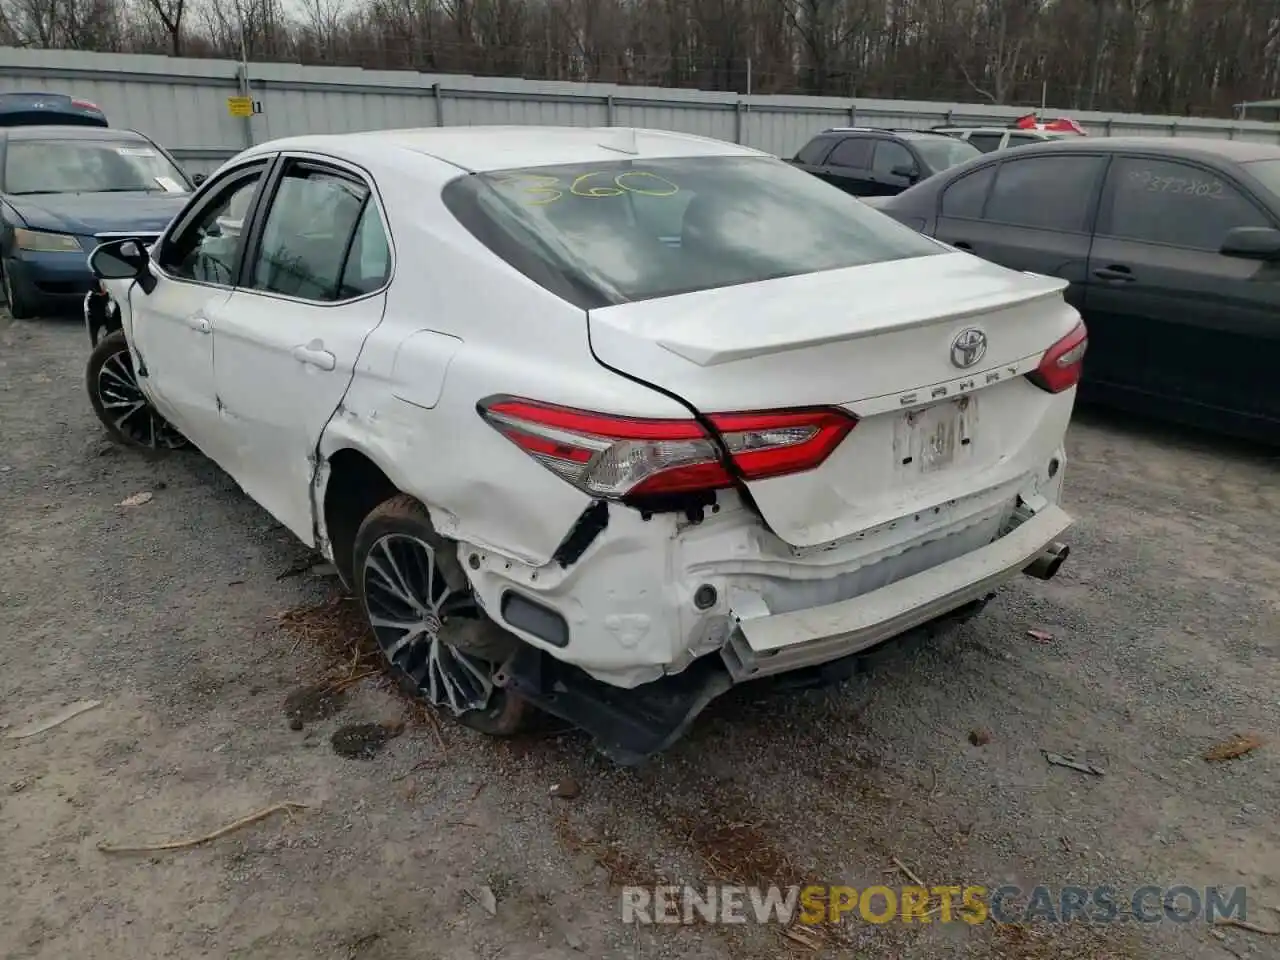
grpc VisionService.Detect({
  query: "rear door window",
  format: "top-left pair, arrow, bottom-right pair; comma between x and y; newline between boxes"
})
795,137 -> 835,166
873,141 -> 917,176
984,155 -> 1107,232
826,137 -> 874,170
966,133 -> 1004,153
941,165 -> 997,219
1096,157 -> 1271,250
248,162 -> 370,301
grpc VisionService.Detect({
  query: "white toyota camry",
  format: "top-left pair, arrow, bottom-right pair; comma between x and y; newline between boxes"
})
84,125 -> 1083,763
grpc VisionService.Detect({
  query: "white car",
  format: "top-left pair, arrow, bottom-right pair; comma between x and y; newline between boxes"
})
84,126 -> 1083,764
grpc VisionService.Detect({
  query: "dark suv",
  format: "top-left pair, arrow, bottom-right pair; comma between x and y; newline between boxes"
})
788,127 -> 981,198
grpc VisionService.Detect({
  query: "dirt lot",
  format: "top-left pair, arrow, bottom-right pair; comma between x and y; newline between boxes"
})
1,311 -> 1277,960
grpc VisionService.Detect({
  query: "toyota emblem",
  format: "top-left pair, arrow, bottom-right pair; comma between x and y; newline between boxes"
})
950,328 -> 988,369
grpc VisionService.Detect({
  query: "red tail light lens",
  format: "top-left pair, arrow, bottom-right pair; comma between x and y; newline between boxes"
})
478,398 -> 856,498
1027,322 -> 1087,394
71,99 -> 101,112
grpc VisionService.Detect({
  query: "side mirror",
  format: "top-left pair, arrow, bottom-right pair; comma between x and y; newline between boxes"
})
192,172 -> 207,187
1220,226 -> 1280,260
88,238 -> 155,294
892,164 -> 921,182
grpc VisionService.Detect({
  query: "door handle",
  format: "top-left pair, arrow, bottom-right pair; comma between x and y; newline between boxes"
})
292,341 -> 336,371
1093,265 -> 1135,282
186,316 -> 211,334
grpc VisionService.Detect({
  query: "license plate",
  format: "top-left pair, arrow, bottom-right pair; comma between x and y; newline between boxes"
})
895,398 -> 974,474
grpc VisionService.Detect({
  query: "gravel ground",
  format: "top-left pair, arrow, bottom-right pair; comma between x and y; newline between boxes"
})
1,311 -> 1277,960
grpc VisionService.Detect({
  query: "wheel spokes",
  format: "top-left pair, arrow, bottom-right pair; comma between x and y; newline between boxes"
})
362,532 -> 491,716
95,348 -> 187,450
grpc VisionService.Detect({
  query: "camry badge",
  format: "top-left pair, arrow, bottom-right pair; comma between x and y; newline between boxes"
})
950,328 -> 988,369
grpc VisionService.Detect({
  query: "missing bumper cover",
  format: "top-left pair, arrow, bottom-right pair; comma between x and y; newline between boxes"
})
499,642 -> 732,766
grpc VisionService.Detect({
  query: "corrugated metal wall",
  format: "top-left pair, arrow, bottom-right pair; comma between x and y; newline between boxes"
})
2,46 -> 1277,176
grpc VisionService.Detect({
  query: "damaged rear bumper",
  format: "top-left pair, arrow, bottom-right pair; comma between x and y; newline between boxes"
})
721,503 -> 1072,681
496,500 -> 1072,765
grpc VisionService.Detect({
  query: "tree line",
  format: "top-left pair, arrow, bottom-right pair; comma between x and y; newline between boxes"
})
1,0 -> 1277,118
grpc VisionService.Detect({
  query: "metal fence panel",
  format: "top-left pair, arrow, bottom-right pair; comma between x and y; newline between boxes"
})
1,46 -> 1277,178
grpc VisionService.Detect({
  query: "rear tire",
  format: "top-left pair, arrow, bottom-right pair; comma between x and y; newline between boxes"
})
352,494 -> 531,738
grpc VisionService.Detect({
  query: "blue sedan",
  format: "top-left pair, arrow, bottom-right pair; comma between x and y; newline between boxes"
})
0,124 -> 195,318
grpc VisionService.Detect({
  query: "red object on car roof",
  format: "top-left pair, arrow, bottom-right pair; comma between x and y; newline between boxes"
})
1012,113 -> 1087,135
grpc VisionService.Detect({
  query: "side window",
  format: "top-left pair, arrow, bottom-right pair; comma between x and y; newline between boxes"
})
158,165 -> 264,285
967,133 -> 1003,153
984,156 -> 1107,232
249,163 -> 370,302
1007,134 -> 1042,148
873,141 -> 917,176
826,137 -> 874,170
1098,157 -> 1270,250
338,202 -> 392,297
941,165 -> 997,219
795,137 -> 834,166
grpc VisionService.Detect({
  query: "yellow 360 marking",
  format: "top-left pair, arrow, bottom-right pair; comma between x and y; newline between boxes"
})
613,171 -> 680,197
570,173 -> 625,197
493,170 -> 681,205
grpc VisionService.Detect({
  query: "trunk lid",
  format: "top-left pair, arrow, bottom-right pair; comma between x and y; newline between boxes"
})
588,252 -> 1080,548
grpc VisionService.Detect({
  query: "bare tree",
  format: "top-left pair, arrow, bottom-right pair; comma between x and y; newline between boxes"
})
143,0 -> 184,53
4,0 -> 1279,118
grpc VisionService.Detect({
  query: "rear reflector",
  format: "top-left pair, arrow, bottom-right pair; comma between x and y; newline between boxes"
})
1027,322 -> 1087,394
478,397 -> 856,498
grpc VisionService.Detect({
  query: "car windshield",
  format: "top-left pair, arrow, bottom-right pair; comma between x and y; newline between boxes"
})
911,138 -> 982,173
4,139 -> 189,195
442,155 -> 942,308
1240,159 -> 1280,197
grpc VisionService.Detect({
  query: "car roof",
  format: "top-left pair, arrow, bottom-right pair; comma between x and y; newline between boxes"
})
895,130 -> 969,142
939,126 -> 1047,133
819,127 -> 959,142
246,126 -> 766,173
1,125 -> 148,142
1004,135 -> 1280,163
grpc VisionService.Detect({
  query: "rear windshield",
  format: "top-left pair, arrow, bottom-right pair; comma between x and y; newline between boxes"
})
442,155 -> 942,309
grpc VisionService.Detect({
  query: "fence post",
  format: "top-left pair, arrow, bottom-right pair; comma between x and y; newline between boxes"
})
235,64 -> 254,148
849,103 -> 857,126
735,100 -> 745,143
432,82 -> 445,126
606,95 -> 615,126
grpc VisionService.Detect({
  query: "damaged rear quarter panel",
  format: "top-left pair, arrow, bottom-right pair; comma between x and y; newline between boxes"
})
313,182 -> 693,567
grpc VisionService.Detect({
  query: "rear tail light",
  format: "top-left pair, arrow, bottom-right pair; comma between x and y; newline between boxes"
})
71,99 -> 101,112
478,398 -> 856,499
1027,322 -> 1087,394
